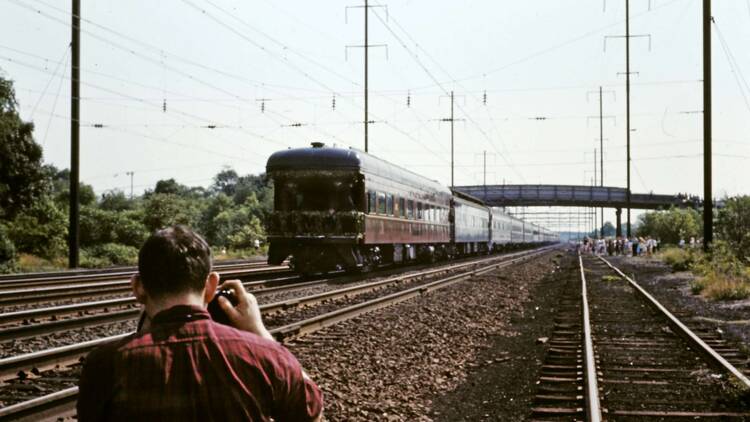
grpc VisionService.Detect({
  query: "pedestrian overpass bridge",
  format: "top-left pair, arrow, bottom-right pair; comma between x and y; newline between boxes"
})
453,184 -> 702,237
453,184 -> 701,210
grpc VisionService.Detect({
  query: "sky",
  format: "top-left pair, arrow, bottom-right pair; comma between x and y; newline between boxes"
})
1,0 -> 749,231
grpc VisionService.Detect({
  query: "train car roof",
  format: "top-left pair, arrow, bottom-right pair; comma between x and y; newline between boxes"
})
267,143 -> 451,195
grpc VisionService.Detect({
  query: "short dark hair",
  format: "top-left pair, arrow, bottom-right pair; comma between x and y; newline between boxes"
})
138,225 -> 212,299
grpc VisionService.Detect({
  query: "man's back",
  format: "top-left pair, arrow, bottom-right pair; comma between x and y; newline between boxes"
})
77,305 -> 322,422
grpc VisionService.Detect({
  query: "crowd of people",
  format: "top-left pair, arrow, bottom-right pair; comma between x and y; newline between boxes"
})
577,235 -> 660,257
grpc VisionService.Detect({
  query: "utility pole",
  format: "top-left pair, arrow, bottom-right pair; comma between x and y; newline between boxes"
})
451,91 -> 454,188
604,0 -> 650,238
69,0 -> 80,269
594,149 -> 597,237
625,0 -> 631,238
483,150 -> 487,199
703,0 -> 712,251
345,2 -> 387,153
126,171 -> 134,200
435,91 -> 463,189
599,87 -> 604,238
364,0 -> 368,152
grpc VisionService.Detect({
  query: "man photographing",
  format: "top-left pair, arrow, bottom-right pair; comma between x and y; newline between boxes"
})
77,225 -> 323,421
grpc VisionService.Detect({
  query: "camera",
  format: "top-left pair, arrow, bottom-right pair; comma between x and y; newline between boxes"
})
208,288 -> 239,325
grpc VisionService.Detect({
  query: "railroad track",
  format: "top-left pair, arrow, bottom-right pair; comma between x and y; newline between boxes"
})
0,245 -> 559,421
530,253 -> 750,421
0,265 -> 293,308
0,260 -> 279,291
0,247 -> 555,345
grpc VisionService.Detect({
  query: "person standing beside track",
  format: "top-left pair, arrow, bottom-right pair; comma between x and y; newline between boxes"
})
77,225 -> 324,422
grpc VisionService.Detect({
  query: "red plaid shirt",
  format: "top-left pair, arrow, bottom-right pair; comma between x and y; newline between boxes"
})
77,305 -> 323,421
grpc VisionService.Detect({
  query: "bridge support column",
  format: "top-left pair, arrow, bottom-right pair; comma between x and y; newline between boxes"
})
615,208 -> 622,238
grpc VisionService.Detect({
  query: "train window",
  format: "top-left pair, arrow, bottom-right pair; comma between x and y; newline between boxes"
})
386,194 -> 394,215
417,202 -> 423,220
407,200 -> 414,219
377,192 -> 386,214
398,197 -> 405,218
368,191 -> 376,213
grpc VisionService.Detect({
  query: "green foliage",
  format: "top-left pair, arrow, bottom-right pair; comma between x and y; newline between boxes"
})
686,241 -> 750,300
0,77 -> 47,219
660,247 -> 697,271
637,208 -> 701,245
7,196 -> 67,259
99,190 -> 132,211
211,168 -> 239,196
200,194 -> 266,248
142,193 -> 203,232
716,196 -> 750,262
45,165 -> 96,209
0,223 -> 16,273
81,243 -> 139,267
79,206 -> 148,248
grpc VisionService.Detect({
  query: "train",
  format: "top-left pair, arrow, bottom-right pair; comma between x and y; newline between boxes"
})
266,142 -> 558,274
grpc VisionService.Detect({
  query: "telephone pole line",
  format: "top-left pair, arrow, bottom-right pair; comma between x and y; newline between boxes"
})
69,0 -> 80,268
703,0 -> 712,250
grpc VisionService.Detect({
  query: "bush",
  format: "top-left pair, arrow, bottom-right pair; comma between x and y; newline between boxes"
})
80,243 -> 138,267
688,241 -> 750,300
7,196 -> 67,259
716,196 -> 750,261
659,247 -> 696,271
0,224 -> 16,273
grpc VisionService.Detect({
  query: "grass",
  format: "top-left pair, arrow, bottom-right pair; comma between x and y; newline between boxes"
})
601,275 -> 621,282
16,254 -> 67,272
691,272 -> 750,300
657,244 -> 750,301
659,247 -> 696,272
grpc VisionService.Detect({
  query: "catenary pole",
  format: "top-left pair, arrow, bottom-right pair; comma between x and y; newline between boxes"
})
364,0 -> 368,152
703,0 -> 712,250
625,0 -> 632,238
69,0 -> 80,268
450,90 -> 454,189
599,86 -> 604,239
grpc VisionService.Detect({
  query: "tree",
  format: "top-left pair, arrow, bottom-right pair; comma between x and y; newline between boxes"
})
45,165 -> 96,208
601,221 -> 616,237
716,196 -> 750,260
99,190 -> 132,211
7,196 -> 67,259
153,178 -> 188,196
142,193 -> 202,232
636,208 -> 701,245
0,77 -> 47,219
0,223 -> 15,272
211,168 -> 239,197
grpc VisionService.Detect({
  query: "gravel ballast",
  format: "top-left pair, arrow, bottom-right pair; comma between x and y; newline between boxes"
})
288,250 -> 563,421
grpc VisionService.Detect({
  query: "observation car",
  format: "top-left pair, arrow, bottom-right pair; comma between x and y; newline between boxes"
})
266,143 -> 558,274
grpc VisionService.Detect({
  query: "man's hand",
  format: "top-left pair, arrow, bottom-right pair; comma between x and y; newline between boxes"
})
217,280 -> 275,341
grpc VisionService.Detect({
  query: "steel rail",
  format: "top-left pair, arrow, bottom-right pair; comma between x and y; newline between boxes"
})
0,276 -> 301,327
0,267 -> 292,307
0,334 -> 129,381
0,245 -> 557,421
0,260 -> 277,289
596,255 -> 750,390
0,386 -> 78,421
578,254 -> 603,422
